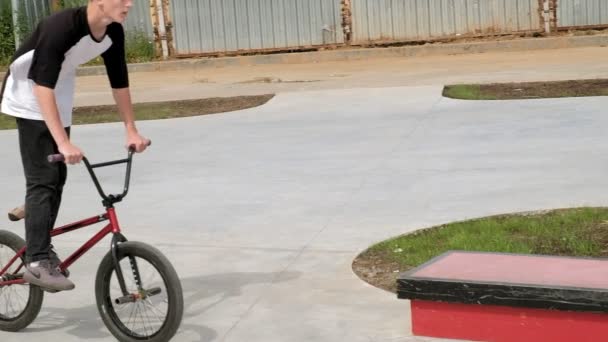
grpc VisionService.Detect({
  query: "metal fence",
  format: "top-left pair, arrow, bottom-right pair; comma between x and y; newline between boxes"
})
169,0 -> 344,55
17,0 -> 51,34
350,0 -> 542,44
7,0 -> 608,57
557,0 -> 608,29
124,0 -> 154,36
13,0 -> 153,37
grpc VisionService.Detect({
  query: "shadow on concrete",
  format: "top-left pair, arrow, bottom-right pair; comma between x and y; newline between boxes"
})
17,270 -> 300,341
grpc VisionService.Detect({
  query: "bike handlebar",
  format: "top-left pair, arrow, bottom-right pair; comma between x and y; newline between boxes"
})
47,141 -> 151,163
46,140 -> 152,206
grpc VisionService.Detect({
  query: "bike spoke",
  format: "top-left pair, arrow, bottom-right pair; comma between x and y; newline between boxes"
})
143,298 -> 165,324
140,265 -> 157,288
13,286 -> 28,307
1,288 -> 13,316
2,290 -> 9,316
113,288 -> 167,336
136,302 -> 146,336
126,302 -> 138,332
130,303 -> 139,334
147,301 -> 163,331
4,288 -> 15,317
140,302 -> 151,337
7,289 -> 18,317
114,301 -> 131,313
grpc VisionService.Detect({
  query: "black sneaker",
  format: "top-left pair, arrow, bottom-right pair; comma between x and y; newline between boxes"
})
23,259 -> 75,292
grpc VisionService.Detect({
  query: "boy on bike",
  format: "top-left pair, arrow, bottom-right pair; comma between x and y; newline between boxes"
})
1,0 -> 149,291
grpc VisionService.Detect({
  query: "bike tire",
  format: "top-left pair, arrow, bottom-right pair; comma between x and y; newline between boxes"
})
0,230 -> 44,332
95,241 -> 183,342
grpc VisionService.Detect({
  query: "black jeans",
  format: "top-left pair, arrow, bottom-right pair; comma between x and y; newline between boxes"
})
16,118 -> 70,262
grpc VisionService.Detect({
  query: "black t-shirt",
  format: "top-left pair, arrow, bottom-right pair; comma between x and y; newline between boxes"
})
1,6 -> 128,127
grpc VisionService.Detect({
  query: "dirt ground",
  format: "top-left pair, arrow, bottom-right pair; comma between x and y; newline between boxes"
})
475,79 -> 608,99
73,45 -> 608,106
352,249 -> 405,293
72,95 -> 274,124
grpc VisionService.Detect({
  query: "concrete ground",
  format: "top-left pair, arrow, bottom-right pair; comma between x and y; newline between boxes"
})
1,46 -> 607,341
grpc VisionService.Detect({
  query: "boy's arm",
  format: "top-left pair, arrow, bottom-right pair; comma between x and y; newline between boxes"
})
112,87 -> 149,152
27,19 -> 83,164
33,85 -> 83,164
102,24 -> 148,153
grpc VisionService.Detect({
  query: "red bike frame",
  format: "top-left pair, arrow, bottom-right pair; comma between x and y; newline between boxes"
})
0,210 -> 119,286
0,146 -> 145,294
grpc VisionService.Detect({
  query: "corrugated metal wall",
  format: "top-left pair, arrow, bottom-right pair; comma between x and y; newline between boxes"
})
124,0 -> 154,36
19,0 -> 51,33
7,0 -> 153,38
9,0 -> 608,57
351,0 -> 542,43
169,0 -> 344,55
557,0 -> 608,28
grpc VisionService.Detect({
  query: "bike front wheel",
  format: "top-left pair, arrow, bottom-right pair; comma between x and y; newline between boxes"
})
95,241 -> 183,342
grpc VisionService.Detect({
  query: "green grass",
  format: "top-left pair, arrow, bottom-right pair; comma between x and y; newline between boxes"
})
443,79 -> 608,100
367,207 -> 608,270
442,84 -> 497,100
0,95 -> 274,130
0,112 -> 15,129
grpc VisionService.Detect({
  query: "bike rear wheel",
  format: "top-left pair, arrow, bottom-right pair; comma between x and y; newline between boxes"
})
0,230 -> 44,332
95,241 -> 183,342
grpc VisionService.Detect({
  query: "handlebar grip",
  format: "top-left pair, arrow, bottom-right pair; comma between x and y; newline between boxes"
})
48,154 -> 65,163
128,139 -> 152,151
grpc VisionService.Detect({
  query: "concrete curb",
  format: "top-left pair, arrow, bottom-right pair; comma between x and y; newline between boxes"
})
74,34 -> 608,77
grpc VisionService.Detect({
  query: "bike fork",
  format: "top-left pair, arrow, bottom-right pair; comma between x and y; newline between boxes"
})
111,233 -> 143,297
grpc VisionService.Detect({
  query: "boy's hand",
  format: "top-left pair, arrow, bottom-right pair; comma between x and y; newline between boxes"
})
126,131 -> 150,153
58,142 -> 84,164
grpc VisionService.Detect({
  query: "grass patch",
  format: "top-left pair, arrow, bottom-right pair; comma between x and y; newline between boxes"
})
442,84 -> 497,100
443,79 -> 608,100
353,207 -> 608,293
0,94 -> 274,130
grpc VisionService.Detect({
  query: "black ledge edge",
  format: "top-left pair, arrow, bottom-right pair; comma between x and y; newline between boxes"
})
396,251 -> 608,313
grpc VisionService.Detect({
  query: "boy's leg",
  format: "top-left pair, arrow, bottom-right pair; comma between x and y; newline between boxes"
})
17,118 -> 68,262
7,205 -> 66,274
17,118 -> 74,291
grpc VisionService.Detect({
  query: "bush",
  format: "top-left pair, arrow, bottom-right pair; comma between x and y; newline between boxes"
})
61,0 -> 87,8
15,2 -> 44,47
0,2 -> 15,65
0,0 -> 51,67
125,29 -> 154,63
